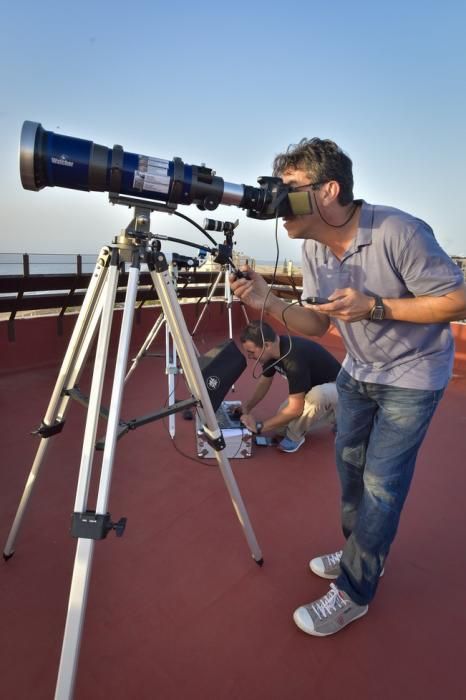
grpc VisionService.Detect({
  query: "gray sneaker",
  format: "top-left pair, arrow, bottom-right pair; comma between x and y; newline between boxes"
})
310,550 -> 385,580
293,583 -> 368,636
309,550 -> 343,579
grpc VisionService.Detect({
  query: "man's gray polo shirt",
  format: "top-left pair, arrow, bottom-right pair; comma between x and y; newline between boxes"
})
301,201 -> 464,390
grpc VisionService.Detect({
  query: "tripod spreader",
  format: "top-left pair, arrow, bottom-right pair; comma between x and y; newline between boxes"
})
32,420 -> 65,438
71,511 -> 127,540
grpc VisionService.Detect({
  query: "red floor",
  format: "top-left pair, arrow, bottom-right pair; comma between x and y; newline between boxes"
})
1,311 -> 465,700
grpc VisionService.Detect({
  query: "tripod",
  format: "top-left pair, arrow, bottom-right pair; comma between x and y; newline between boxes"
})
3,199 -> 263,700
191,263 -> 249,338
124,254 -> 181,438
127,227 -> 249,433
191,228 -> 249,393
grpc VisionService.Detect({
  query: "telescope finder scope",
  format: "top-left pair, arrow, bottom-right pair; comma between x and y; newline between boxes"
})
19,121 -> 305,220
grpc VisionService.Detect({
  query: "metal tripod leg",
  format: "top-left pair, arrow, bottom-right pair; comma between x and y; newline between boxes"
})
191,268 -> 223,335
165,319 -> 178,438
225,268 -> 234,341
224,265 -> 250,329
149,253 -> 263,564
124,311 -> 165,382
224,267 -> 249,391
125,311 -> 180,436
55,249 -> 140,699
3,248 -> 111,559
126,264 -> 181,436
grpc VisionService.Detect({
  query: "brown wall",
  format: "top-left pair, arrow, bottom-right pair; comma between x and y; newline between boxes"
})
0,303 -> 246,375
1,305 -> 465,377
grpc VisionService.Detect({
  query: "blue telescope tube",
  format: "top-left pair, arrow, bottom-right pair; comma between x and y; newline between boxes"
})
19,121 -> 251,211
19,121 -> 295,219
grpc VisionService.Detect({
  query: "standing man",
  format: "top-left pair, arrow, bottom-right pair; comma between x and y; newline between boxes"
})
238,320 -> 340,453
231,137 -> 466,637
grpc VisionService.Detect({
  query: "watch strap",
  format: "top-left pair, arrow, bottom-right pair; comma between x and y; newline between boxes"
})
370,295 -> 385,321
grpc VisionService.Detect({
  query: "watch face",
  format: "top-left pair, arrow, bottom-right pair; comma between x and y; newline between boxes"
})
372,304 -> 384,320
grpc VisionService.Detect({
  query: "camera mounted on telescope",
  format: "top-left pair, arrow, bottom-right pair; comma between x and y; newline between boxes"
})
203,217 -> 239,235
203,217 -> 239,266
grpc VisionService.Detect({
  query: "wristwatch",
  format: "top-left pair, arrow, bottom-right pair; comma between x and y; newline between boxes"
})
255,421 -> 264,435
370,295 -> 385,321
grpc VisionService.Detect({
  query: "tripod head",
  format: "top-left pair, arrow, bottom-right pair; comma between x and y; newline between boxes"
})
109,196 -> 220,274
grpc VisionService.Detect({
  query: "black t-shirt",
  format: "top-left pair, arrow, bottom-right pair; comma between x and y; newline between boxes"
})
262,336 -> 341,395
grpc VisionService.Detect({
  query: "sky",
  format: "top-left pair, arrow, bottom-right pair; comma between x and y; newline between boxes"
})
1,0 -> 465,264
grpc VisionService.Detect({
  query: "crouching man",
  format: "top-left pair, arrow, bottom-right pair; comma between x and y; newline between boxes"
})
238,320 -> 341,452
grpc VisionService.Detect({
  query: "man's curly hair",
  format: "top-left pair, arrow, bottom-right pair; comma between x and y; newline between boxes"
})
273,137 -> 354,206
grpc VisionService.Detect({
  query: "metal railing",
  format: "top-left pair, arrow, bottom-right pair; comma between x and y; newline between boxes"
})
0,253 -> 303,340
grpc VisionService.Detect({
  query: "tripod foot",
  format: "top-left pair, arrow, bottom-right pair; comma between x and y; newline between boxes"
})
254,557 -> 264,567
3,550 -> 15,562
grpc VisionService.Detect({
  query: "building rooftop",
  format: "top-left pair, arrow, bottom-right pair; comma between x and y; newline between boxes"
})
1,301 -> 465,700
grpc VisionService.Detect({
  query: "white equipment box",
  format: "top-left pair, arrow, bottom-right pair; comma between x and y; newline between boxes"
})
196,401 -> 252,459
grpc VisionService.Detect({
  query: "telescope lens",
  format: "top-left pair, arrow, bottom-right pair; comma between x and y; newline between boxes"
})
20,121 -> 113,195
19,121 -> 42,191
203,218 -> 224,232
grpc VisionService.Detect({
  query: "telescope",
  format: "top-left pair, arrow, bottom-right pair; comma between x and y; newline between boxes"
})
19,121 -> 313,220
203,218 -> 239,234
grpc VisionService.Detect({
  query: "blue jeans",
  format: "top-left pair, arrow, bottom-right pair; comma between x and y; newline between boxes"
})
334,369 -> 444,605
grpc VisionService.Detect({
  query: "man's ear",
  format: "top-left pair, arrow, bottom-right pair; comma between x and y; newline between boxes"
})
321,180 -> 340,206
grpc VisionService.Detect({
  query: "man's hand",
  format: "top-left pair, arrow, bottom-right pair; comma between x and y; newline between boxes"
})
312,285 -> 466,324
228,404 -> 243,419
313,288 -> 374,322
240,412 -> 258,433
229,267 -> 273,311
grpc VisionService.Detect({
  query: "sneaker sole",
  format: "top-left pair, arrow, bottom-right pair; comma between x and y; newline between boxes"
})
293,604 -> 368,637
309,562 -> 385,580
277,440 -> 305,453
309,562 -> 339,579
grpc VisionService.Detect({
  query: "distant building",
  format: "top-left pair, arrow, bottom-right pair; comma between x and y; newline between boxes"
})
452,256 -> 466,276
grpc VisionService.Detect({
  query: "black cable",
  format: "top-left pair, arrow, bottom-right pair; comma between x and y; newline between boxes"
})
281,299 -> 303,325
161,370 -> 214,467
312,190 -> 360,229
150,213 -> 249,463
173,210 -> 217,245
251,214 -> 294,380
160,353 -> 248,464
157,234 -> 215,254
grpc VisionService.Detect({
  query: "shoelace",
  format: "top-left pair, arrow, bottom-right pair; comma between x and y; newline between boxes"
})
325,550 -> 343,567
311,583 -> 347,620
